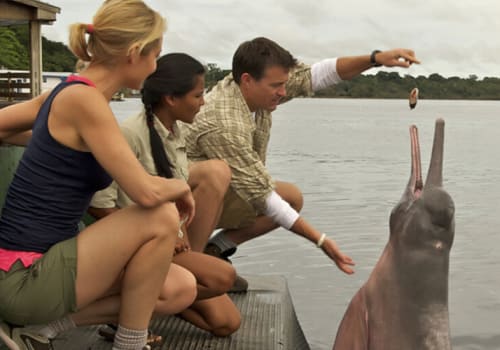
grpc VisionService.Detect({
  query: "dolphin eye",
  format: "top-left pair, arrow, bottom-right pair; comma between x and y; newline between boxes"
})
423,190 -> 455,228
431,205 -> 454,228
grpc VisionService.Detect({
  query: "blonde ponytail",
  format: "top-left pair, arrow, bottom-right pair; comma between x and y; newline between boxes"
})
68,0 -> 166,66
69,23 -> 92,62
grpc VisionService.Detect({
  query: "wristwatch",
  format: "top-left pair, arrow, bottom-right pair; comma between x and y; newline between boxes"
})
370,50 -> 382,67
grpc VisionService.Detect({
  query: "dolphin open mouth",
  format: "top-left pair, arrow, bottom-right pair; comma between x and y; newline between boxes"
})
410,125 -> 423,198
408,119 -> 445,199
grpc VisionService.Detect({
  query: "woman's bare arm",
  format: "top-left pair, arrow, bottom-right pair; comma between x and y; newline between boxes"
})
52,85 -> 194,220
0,91 -> 49,142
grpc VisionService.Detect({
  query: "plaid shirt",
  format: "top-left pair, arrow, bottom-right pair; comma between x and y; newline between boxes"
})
182,63 -> 314,214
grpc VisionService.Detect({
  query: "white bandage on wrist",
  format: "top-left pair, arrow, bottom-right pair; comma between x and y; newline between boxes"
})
311,58 -> 342,91
316,233 -> 327,248
264,191 -> 300,230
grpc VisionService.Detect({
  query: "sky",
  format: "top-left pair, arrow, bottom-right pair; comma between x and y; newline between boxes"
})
42,0 -> 500,79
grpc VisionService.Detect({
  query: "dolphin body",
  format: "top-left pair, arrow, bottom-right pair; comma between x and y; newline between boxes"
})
333,119 -> 455,350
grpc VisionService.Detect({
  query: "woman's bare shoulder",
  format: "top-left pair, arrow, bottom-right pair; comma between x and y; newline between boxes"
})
53,84 -> 112,120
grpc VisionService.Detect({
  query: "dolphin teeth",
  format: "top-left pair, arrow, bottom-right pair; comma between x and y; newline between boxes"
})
415,179 -> 423,192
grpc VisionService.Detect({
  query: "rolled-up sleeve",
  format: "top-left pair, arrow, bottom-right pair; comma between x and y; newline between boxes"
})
280,63 -> 314,104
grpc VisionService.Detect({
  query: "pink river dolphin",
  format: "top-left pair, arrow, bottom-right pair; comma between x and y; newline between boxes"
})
333,119 -> 454,350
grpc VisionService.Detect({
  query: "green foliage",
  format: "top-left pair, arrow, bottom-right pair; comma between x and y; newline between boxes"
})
41,36 -> 77,72
0,27 -> 29,69
205,63 -> 231,91
0,25 -> 77,72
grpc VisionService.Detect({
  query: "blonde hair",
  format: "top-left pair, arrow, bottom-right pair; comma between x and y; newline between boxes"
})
69,0 -> 166,66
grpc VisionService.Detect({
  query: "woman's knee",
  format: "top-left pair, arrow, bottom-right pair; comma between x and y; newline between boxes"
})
156,264 -> 197,315
145,202 -> 180,240
210,310 -> 241,337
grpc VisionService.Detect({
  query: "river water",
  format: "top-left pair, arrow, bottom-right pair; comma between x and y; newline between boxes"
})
112,98 -> 500,350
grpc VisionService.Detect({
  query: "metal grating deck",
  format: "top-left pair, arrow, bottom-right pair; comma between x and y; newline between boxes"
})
1,275 -> 311,350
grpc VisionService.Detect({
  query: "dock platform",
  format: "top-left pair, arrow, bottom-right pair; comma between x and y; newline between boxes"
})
1,275 -> 310,350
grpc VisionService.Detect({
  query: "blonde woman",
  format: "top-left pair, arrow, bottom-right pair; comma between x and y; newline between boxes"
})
0,1 -> 193,349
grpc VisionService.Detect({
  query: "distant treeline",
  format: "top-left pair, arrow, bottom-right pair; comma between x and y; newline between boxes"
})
1,25 -> 499,100
314,71 -> 500,100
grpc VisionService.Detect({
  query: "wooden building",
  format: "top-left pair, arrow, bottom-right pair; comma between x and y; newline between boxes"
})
0,0 -> 60,102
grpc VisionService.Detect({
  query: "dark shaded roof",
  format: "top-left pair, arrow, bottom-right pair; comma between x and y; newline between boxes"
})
0,0 -> 60,25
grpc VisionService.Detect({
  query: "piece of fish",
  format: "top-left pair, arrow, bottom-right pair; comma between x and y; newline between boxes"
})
409,87 -> 419,109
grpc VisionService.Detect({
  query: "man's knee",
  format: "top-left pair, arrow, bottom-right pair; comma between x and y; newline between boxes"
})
276,182 -> 304,212
201,160 -> 231,184
207,160 -> 231,185
190,160 -> 231,194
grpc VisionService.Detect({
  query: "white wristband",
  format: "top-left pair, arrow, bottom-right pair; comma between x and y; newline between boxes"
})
316,233 -> 327,248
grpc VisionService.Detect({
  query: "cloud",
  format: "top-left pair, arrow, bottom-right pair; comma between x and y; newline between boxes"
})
42,0 -> 500,78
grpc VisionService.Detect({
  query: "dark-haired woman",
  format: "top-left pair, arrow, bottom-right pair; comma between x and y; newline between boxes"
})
88,53 -> 241,337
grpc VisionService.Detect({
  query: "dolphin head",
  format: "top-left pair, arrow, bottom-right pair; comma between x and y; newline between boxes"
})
389,119 -> 455,259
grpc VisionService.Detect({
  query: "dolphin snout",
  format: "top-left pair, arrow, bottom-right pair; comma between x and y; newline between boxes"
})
424,119 -> 444,189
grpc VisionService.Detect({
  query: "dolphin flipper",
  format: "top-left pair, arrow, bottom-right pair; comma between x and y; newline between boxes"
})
332,291 -> 369,350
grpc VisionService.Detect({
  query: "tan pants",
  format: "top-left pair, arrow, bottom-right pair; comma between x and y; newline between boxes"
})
217,187 -> 258,230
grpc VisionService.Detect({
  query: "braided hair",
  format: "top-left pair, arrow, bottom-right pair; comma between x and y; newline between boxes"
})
140,53 -> 205,178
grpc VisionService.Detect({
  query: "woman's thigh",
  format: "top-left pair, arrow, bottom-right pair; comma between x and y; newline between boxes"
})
173,251 -> 235,293
75,202 -> 178,308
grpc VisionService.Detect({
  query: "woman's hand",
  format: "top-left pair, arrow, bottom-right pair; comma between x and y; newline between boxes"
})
321,238 -> 355,275
174,224 -> 191,255
174,236 -> 191,255
175,190 -> 195,227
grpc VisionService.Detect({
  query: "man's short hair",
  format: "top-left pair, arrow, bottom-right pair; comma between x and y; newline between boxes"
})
232,37 -> 297,84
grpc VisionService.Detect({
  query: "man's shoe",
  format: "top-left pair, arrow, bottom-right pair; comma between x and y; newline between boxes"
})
204,243 -> 237,262
228,274 -> 248,293
0,322 -> 52,350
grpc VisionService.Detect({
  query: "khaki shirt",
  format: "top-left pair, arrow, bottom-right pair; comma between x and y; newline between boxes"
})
181,63 -> 314,214
90,110 -> 189,209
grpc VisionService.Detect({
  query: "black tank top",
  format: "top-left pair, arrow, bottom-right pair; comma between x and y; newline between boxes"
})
0,78 -> 112,253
